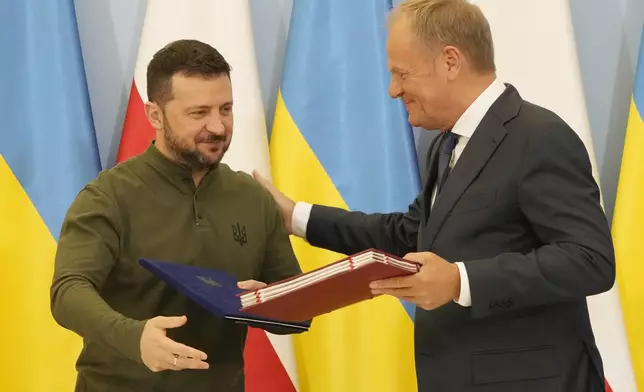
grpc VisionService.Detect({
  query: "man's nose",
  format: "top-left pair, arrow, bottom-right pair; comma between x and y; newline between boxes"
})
205,115 -> 225,135
389,78 -> 402,98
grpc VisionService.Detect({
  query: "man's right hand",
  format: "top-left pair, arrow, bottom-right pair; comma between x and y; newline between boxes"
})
253,170 -> 295,234
140,315 -> 209,372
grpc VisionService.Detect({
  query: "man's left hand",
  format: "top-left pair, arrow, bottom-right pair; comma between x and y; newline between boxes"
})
370,252 -> 461,310
238,280 -> 267,290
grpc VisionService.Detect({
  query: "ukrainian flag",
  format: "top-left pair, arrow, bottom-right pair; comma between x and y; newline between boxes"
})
0,1 -> 102,391
270,0 -> 420,390
613,27 -> 644,391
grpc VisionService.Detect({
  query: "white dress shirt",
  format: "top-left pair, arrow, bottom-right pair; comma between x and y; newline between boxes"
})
291,78 -> 507,307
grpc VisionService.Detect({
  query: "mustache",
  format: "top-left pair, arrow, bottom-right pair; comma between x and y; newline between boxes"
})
198,134 -> 226,142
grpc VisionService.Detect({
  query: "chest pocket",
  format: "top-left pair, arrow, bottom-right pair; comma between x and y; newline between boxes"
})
450,188 -> 496,215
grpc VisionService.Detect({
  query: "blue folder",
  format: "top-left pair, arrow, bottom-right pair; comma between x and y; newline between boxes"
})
139,258 -> 310,332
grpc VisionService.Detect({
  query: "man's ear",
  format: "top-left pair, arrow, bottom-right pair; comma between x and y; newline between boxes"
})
442,45 -> 463,82
144,102 -> 164,130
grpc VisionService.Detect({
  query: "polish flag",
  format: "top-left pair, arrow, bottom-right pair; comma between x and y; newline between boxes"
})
117,1 -> 298,391
473,0 -> 637,390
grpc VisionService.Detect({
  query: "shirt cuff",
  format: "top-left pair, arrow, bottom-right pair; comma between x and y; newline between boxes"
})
292,202 -> 312,239
454,262 -> 472,307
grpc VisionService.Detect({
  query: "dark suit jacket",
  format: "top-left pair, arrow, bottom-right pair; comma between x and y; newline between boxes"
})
305,84 -> 614,391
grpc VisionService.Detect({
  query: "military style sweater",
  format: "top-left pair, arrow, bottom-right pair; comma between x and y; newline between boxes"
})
50,144 -> 302,392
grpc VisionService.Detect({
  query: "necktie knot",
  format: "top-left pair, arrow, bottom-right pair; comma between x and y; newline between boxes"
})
439,131 -> 458,155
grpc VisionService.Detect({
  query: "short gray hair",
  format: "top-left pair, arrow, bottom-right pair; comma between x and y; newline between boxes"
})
391,0 -> 496,73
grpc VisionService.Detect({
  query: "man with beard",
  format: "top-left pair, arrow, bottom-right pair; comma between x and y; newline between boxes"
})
50,39 -> 303,392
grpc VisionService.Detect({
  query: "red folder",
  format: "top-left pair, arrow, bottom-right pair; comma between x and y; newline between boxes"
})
239,248 -> 420,322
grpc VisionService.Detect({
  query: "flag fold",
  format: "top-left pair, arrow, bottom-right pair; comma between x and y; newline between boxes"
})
612,26 -> 644,392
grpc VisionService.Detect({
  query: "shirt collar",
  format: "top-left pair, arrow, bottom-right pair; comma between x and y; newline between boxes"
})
142,141 -> 218,192
451,78 -> 506,139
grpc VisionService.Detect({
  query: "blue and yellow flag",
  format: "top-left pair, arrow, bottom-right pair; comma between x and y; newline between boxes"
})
613,27 -> 644,391
270,0 -> 420,390
0,1 -> 102,390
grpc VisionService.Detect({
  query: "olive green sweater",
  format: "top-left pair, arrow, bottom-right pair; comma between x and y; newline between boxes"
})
51,144 -> 302,392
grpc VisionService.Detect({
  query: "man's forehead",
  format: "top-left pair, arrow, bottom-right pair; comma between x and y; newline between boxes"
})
387,26 -> 436,70
389,24 -> 424,50
170,74 -> 232,99
387,37 -> 419,71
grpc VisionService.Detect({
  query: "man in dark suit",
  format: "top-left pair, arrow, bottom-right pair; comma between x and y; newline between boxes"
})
254,0 -> 615,390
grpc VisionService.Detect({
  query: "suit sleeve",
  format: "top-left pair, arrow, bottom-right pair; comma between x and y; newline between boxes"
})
464,120 -> 615,319
305,194 -> 422,258
302,134 -> 441,257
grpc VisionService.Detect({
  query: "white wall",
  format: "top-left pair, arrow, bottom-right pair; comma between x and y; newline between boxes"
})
74,0 -> 644,223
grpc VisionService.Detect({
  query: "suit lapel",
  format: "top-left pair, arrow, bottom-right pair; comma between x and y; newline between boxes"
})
421,132 -> 444,222
423,84 -> 523,248
425,117 -> 506,246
